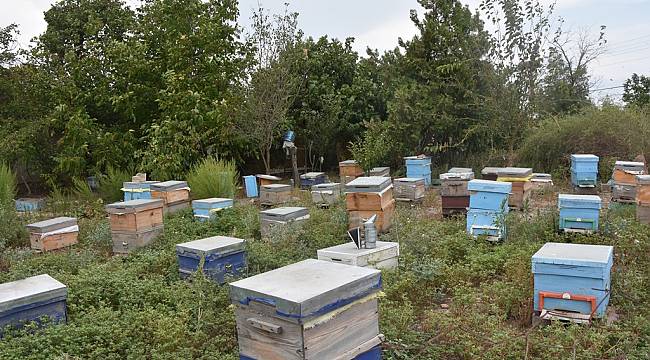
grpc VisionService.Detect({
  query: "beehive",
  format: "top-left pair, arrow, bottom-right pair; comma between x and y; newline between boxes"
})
497,167 -> 533,210
26,217 -> 79,252
311,183 -> 342,206
368,167 -> 390,177
467,180 -> 511,241
0,274 -> 67,333
260,207 -> 310,237
339,160 -> 365,184
531,173 -> 553,189
481,167 -> 502,181
151,181 -> 191,214
256,174 -> 282,187
106,199 -> 164,254
636,175 -> 650,224
613,161 -> 644,185
558,194 -> 601,233
230,259 -> 383,360
299,172 -> 327,189
176,236 -> 246,284
405,156 -> 432,187
346,177 -> 395,233
243,175 -> 259,198
393,178 -> 426,202
15,198 -> 46,212
440,170 -> 473,197
532,243 -> 613,321
612,183 -> 636,203
571,154 -> 599,188
122,180 -> 159,201
317,241 -> 399,270
192,198 -> 234,221
441,196 -> 470,216
259,184 -> 292,206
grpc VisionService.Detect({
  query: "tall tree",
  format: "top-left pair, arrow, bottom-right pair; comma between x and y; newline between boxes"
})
623,73 -> 650,108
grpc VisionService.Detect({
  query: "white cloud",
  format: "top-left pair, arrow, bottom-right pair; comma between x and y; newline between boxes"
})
352,13 -> 417,54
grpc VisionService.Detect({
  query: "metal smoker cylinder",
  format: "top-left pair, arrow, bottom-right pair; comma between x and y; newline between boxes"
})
364,215 -> 378,249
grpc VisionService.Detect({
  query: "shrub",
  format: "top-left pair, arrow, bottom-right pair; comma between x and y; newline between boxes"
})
98,166 -> 131,203
349,120 -> 394,172
187,158 -> 239,199
0,163 -> 26,249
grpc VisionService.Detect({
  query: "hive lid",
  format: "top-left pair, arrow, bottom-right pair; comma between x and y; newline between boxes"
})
122,181 -> 159,190
192,198 -> 233,208
339,160 -> 359,166
394,177 -> 425,184
176,236 -> 245,256
150,181 -> 188,191
0,274 -> 67,313
256,174 -> 282,181
26,217 -> 77,233
532,173 -> 552,180
467,179 -> 512,193
615,161 -> 644,172
571,154 -> 599,161
369,167 -> 390,174
558,194 -> 602,209
497,167 -> 533,178
532,242 -> 613,267
404,155 -> 430,160
261,184 -> 291,192
448,167 -> 473,174
260,207 -> 309,221
312,182 -> 341,190
345,176 -> 391,193
229,259 -> 381,319
440,172 -> 474,180
317,241 -> 399,262
636,175 -> 650,185
105,199 -> 164,214
300,172 -> 326,179
481,167 -> 503,175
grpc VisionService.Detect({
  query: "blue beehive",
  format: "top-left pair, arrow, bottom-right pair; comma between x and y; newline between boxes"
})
299,172 -> 327,189
176,236 -> 246,284
571,154 -> 599,187
122,181 -> 159,201
243,175 -> 258,198
532,242 -> 613,319
467,180 -> 512,211
466,208 -> 508,239
192,198 -> 234,221
0,274 -> 67,334
15,198 -> 46,212
558,194 -> 602,232
405,156 -> 432,187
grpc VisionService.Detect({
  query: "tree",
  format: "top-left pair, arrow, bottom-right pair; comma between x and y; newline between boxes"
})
623,73 -> 650,108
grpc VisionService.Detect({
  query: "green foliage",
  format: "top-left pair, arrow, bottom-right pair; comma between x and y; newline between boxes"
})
0,162 -> 16,204
349,120 -> 393,172
97,166 -> 131,203
0,163 -> 24,250
186,158 -> 239,199
623,73 -> 650,108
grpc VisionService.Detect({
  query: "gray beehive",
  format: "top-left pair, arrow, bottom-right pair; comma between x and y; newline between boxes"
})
317,241 -> 399,270
26,217 -> 77,234
345,176 -> 391,193
150,181 -> 188,192
261,184 -> 292,192
497,167 -> 533,178
260,207 -> 309,222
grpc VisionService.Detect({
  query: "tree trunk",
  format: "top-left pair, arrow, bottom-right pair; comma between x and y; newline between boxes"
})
290,146 -> 299,188
262,147 -> 271,175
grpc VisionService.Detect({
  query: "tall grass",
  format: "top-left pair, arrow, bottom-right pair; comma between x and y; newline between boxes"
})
0,162 -> 17,205
98,166 -> 131,203
0,163 -> 25,249
187,158 -> 239,199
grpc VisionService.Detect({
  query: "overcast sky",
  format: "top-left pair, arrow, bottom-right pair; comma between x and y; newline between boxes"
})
3,0 -> 650,100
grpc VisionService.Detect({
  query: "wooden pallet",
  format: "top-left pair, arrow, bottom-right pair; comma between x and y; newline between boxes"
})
538,309 -> 592,324
612,197 -> 636,204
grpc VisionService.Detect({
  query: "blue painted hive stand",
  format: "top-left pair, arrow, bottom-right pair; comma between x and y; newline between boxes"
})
405,156 -> 432,187
15,198 -> 46,212
571,154 -> 599,188
299,172 -> 327,189
0,274 -> 67,334
558,194 -> 602,233
532,243 -> 613,322
191,198 -> 234,221
230,259 -> 383,360
176,236 -> 246,284
122,181 -> 159,201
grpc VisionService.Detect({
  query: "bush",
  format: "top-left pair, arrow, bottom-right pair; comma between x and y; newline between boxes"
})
0,163 -> 26,249
187,158 -> 239,199
349,120 -> 394,173
98,166 -> 131,203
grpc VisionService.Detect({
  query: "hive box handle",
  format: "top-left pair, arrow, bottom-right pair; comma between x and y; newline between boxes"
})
247,318 -> 283,334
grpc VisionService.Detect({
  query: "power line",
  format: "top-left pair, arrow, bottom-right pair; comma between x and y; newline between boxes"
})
590,85 -> 624,92
598,55 -> 649,67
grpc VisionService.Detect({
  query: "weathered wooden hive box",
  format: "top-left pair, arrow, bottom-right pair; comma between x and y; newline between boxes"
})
532,243 -> 613,321
15,198 -> 46,212
230,259 -> 383,360
151,181 -> 191,214
192,198 -> 234,221
317,241 -> 399,270
122,180 -> 159,201
558,194 -> 601,233
369,167 -> 390,177
300,172 -> 327,189
260,207 -> 310,237
571,154 -> 599,188
612,183 -> 636,203
405,156 -> 432,187
481,167 -> 502,181
393,178 -> 426,202
0,274 -> 67,333
635,175 -> 650,223
339,160 -> 365,184
106,199 -> 164,254
613,161 -> 644,185
467,180 -> 511,241
257,174 -> 282,187
259,184 -> 292,206
531,173 -> 553,189
497,167 -> 533,210
244,175 -> 259,198
176,236 -> 246,284
346,177 -> 395,233
440,170 -> 474,197
311,182 -> 342,206
27,217 -> 79,252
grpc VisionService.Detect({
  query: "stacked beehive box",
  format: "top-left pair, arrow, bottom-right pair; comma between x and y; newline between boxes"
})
122,180 -> 159,201
393,178 -> 426,202
532,243 -> 613,323
106,199 -> 164,254
259,184 -> 292,206
260,207 -> 310,237
635,175 -> 650,223
0,274 -> 67,334
440,168 -> 474,216
369,167 -> 390,177
191,198 -> 234,222
497,167 -> 533,210
612,161 -> 645,203
346,177 -> 395,233
405,156 -> 432,187
176,236 -> 246,284
466,180 -> 511,241
531,173 -> 554,190
571,154 -> 599,192
27,217 -> 79,252
481,167 -> 502,181
256,174 -> 282,187
311,182 -> 342,206
229,259 -> 383,360
243,175 -> 258,198
339,160 -> 365,184
558,194 -> 602,233
151,181 -> 191,214
299,172 -> 327,189
15,198 -> 46,212
317,241 -> 399,270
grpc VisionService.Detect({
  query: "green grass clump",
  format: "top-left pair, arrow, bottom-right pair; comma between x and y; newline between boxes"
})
98,166 -> 131,203
187,158 -> 239,199
0,163 -> 25,249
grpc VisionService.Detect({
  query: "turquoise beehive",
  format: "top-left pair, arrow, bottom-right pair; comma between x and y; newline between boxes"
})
558,194 -> 601,232
571,154 -> 599,187
405,156 -> 432,187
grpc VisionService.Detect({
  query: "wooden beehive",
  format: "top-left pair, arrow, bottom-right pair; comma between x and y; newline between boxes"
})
106,199 -> 164,254
441,196 -> 470,216
299,172 -> 327,189
259,184 -> 292,206
481,167 -> 502,181
260,207 -> 310,237
613,161 -> 644,185
497,168 -> 533,210
311,183 -> 342,206
346,186 -> 394,211
612,183 -> 636,203
317,241 -> 399,270
229,259 -> 382,360
339,160 -> 364,177
27,217 -> 79,252
368,167 -> 390,177
151,180 -> 191,214
636,175 -> 650,205
440,171 -> 473,197
348,200 -> 395,233
176,236 -> 246,284
636,204 -> 650,224
393,178 -> 426,201
257,174 -> 282,187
